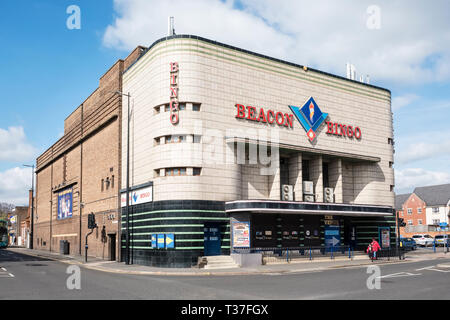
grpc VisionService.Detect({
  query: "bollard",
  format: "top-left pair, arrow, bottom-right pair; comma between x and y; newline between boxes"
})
330,247 -> 334,260
433,241 -> 436,253
287,248 -> 289,263
309,247 -> 312,260
348,246 -> 351,259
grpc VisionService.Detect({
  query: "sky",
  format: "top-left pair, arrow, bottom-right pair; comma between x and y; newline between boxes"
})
1,0 -> 449,205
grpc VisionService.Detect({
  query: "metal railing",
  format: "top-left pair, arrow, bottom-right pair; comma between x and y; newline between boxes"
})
233,246 -> 356,264
233,246 -> 407,264
370,247 -> 406,261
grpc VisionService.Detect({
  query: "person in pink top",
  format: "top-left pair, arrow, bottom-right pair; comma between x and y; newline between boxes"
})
370,238 -> 381,260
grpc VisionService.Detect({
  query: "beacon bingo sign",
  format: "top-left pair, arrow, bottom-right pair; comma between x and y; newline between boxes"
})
289,97 -> 362,142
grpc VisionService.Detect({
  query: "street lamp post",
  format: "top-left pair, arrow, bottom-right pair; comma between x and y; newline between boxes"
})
23,164 -> 34,249
115,91 -> 131,265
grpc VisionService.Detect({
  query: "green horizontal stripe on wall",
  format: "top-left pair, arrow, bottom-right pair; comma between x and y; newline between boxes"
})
121,239 -> 230,243
121,217 -> 230,224
121,224 -> 204,230
126,231 -> 231,236
122,209 -> 226,219
125,246 -> 204,250
124,40 -> 389,102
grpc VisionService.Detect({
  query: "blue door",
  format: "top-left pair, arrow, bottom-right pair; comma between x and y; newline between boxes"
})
204,223 -> 222,256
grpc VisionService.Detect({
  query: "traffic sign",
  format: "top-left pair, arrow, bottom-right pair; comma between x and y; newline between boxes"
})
157,234 -> 165,249
151,234 -> 157,248
440,222 -> 448,227
165,234 -> 175,249
325,225 -> 340,252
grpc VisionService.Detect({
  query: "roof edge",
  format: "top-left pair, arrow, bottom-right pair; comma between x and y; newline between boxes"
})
124,34 -> 391,94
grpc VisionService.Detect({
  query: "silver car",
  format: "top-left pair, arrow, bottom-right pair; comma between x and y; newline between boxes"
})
412,234 -> 434,246
434,235 -> 450,247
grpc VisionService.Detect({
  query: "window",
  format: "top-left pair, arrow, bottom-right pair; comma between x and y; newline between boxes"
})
407,220 -> 413,225
179,103 -> 186,110
390,185 -> 394,192
433,219 -> 440,225
388,138 -> 394,145
193,135 -> 201,143
418,219 -> 423,225
432,207 -> 439,213
154,137 -> 160,145
166,135 -> 185,143
154,169 -> 160,177
192,103 -> 201,111
417,208 -> 422,214
165,168 -> 187,176
407,208 -> 412,215
164,104 -> 170,112
389,161 -> 394,168
193,168 -> 202,176
154,106 -> 161,114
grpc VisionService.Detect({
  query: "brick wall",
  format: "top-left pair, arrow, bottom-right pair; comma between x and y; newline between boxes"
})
34,46 -> 146,260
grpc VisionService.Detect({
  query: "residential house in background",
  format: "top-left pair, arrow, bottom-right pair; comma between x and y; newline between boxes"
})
396,183 -> 450,236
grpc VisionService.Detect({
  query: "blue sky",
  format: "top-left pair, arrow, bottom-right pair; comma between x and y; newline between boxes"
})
1,0 -> 449,204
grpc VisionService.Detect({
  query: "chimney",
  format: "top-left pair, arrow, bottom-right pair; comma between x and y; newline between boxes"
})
168,16 -> 175,36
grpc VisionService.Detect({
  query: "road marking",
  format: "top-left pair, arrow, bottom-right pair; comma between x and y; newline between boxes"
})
378,272 -> 422,279
416,265 -> 450,273
0,266 -> 14,278
416,266 -> 435,271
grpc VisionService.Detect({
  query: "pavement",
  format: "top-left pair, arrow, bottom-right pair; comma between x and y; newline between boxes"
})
6,247 -> 449,276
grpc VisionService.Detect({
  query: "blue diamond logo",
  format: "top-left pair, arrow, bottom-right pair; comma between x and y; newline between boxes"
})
289,97 -> 328,142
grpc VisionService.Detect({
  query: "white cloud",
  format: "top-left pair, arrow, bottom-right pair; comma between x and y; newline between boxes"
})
395,138 -> 450,165
0,126 -> 37,162
395,168 -> 450,194
103,0 -> 450,85
392,94 -> 419,111
0,167 -> 31,206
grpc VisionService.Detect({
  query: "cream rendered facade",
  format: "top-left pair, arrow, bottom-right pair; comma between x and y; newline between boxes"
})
120,35 -> 395,267
122,36 -> 394,206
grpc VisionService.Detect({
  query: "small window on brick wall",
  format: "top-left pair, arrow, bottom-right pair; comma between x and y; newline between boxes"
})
192,103 -> 201,111
193,168 -> 202,176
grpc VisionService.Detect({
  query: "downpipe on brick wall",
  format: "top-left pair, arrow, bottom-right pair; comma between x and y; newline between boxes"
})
85,227 -> 97,263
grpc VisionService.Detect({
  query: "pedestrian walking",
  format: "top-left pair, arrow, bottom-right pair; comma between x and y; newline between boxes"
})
369,238 -> 381,260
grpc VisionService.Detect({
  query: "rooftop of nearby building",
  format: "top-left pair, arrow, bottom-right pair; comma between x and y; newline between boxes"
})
395,193 -> 411,211
413,184 -> 450,207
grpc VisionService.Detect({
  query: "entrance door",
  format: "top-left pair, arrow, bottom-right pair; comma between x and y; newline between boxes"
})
108,234 -> 116,261
204,223 -> 222,256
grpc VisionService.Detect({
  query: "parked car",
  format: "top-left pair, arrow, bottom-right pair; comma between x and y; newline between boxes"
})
434,235 -> 450,247
412,234 -> 434,247
400,237 -> 417,250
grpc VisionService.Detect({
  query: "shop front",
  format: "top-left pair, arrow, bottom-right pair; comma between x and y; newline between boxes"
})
227,200 -> 396,252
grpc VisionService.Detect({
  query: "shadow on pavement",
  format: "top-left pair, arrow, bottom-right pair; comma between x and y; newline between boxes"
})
0,248 -> 52,263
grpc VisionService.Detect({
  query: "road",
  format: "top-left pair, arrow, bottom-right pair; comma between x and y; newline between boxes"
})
1,249 -> 450,300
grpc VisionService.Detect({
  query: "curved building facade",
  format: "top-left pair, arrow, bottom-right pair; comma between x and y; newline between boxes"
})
120,35 -> 396,267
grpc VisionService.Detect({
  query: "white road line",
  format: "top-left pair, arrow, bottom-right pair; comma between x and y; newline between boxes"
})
416,266 -> 435,271
416,265 -> 450,273
1,267 -> 6,272
378,272 -> 422,279
427,268 -> 450,273
8,273 -> 14,277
